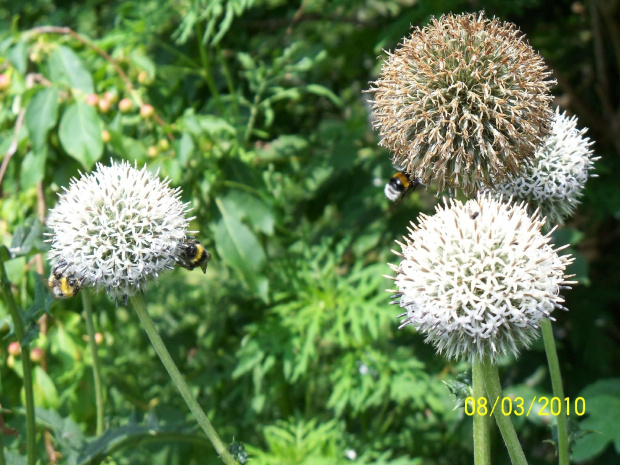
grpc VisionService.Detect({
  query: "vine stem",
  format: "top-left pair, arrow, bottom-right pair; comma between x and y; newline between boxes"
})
540,319 -> 569,465
0,261 -> 36,465
129,293 -> 237,465
480,358 -> 529,465
82,291 -> 104,436
472,358 -> 491,465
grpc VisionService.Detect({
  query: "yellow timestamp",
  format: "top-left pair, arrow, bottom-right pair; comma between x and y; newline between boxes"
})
464,396 -> 586,417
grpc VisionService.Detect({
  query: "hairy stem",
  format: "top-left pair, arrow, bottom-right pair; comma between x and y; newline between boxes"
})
480,359 -> 528,465
541,319 -> 569,465
472,358 -> 491,465
129,293 -> 237,465
82,291 -> 104,436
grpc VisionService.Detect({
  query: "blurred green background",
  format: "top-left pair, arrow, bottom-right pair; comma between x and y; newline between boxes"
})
0,0 -> 619,464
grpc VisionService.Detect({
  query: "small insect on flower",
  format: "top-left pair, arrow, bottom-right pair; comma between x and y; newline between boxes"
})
387,194 -> 576,363
46,159 -> 201,305
47,260 -> 84,299
384,171 -> 424,203
178,238 -> 211,274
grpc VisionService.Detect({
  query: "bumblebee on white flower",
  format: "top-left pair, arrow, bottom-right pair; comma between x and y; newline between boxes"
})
46,159 -> 200,305
487,109 -> 598,225
388,194 -> 576,363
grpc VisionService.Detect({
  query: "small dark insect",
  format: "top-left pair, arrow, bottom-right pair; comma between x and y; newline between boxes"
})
47,261 -> 84,299
384,171 -> 424,203
178,238 -> 211,274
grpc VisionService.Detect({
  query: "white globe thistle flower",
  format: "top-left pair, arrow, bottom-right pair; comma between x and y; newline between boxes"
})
487,109 -> 598,225
388,194 -> 575,363
47,160 -> 195,304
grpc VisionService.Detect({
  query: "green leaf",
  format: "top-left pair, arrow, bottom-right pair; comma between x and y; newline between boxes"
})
572,394 -> 620,461
19,149 -> 47,188
214,197 -> 268,300
176,131 -> 195,166
305,84 -> 343,107
4,450 -> 28,465
8,39 -> 27,74
10,215 -> 44,257
58,101 -> 103,169
220,191 -> 275,235
24,87 -> 60,153
32,365 -> 60,409
48,45 -> 94,93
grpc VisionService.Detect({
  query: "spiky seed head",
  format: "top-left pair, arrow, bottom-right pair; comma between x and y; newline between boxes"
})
388,194 -> 575,363
486,109 -> 598,226
368,12 -> 555,194
46,160 -> 196,304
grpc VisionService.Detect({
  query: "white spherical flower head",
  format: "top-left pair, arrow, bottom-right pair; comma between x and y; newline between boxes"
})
488,109 -> 598,225
388,194 -> 575,363
47,160 -> 195,304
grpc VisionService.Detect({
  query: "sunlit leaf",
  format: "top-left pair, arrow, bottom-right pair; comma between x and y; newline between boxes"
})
58,100 -> 103,169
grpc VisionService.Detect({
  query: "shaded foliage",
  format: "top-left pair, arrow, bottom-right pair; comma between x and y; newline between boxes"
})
1,0 -> 619,464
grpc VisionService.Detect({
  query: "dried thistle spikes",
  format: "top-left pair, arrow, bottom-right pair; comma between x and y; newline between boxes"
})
369,12 -> 555,194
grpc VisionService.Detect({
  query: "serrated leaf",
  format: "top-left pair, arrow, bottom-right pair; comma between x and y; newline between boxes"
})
24,87 -> 60,153
58,101 -> 103,169
49,46 -> 94,93
572,395 -> 620,461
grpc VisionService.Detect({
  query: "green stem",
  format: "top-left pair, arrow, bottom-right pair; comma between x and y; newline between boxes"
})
472,359 -> 491,465
244,79 -> 268,143
0,262 -> 36,465
480,358 -> 528,465
195,23 -> 224,115
218,46 -> 241,129
82,291 -> 104,436
129,293 -> 237,465
541,319 -> 569,465
0,418 -> 6,465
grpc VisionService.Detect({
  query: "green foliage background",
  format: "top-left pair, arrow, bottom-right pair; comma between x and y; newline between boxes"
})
1,0 -> 619,464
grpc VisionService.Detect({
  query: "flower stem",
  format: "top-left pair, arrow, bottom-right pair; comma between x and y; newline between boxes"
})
0,261 -> 36,465
472,359 -> 491,465
82,290 -> 104,436
540,319 -> 569,465
129,293 -> 237,465
480,358 -> 528,465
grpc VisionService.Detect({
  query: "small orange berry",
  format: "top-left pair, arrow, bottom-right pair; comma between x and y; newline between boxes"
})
118,98 -> 133,113
140,104 -> 155,119
0,73 -> 11,91
8,341 -> 20,356
31,347 -> 44,363
98,98 -> 111,113
85,93 -> 99,106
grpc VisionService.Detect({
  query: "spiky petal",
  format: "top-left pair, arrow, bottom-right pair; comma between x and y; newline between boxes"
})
369,12 -> 555,194
47,160 -> 196,304
388,194 -> 575,363
487,109 -> 598,225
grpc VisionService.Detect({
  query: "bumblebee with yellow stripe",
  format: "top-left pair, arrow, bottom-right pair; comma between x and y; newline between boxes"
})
48,261 -> 84,299
384,171 -> 424,202
178,238 -> 211,274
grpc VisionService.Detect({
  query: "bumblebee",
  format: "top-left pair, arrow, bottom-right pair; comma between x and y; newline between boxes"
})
47,262 -> 84,299
384,171 -> 424,202
178,238 -> 211,274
